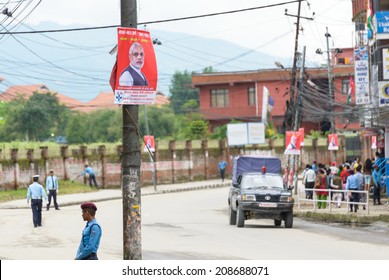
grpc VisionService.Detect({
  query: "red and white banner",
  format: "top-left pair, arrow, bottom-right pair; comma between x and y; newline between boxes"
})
112,28 -> 158,105
143,135 -> 155,152
284,131 -> 301,155
299,127 -> 304,146
328,134 -> 339,150
371,135 -> 377,149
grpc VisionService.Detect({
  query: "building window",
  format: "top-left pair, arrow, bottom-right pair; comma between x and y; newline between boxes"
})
211,89 -> 229,107
248,86 -> 256,106
342,79 -> 349,95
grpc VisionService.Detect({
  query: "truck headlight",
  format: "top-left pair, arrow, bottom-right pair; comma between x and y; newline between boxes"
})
242,194 -> 256,201
280,195 -> 293,203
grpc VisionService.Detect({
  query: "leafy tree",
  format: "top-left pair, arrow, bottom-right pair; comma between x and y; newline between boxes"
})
0,101 -> 8,126
66,112 -> 88,144
169,70 -> 199,114
189,120 -> 208,139
0,97 -> 27,141
85,109 -> 121,142
209,124 -> 227,139
65,109 -> 122,144
20,93 -> 68,141
0,93 -> 68,141
139,105 -> 177,139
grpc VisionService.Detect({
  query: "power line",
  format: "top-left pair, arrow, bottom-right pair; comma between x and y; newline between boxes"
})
0,1 -> 304,35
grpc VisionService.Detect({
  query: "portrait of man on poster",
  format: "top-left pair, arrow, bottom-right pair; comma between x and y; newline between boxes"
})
119,42 -> 148,87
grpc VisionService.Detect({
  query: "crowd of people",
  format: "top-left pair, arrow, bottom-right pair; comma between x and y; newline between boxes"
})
302,153 -> 387,212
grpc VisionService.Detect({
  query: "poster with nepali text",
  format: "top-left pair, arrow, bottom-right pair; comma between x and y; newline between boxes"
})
113,28 -> 158,105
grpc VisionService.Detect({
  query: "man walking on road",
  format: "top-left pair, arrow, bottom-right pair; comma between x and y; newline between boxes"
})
218,159 -> 228,182
46,169 -> 60,210
26,175 -> 48,227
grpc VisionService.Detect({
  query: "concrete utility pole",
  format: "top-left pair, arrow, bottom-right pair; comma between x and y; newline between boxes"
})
284,0 -> 312,191
325,27 -> 334,134
325,27 -> 336,162
121,0 -> 142,260
287,0 -> 302,129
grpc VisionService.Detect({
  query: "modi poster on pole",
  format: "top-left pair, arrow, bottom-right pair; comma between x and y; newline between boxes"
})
328,134 -> 339,150
143,135 -> 155,153
113,28 -> 158,105
284,131 -> 301,155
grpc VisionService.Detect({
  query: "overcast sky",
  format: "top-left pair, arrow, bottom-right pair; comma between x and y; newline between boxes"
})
0,0 -> 356,100
25,0 -> 355,64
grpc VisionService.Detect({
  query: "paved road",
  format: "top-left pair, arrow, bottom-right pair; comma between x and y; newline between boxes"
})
1,184 -> 389,260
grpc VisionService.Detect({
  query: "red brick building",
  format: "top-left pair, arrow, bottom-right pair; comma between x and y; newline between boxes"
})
192,48 -> 361,135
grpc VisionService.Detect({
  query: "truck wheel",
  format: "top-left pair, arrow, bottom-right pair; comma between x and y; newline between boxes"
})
284,212 -> 293,228
229,205 -> 237,225
236,205 -> 245,227
274,219 -> 282,227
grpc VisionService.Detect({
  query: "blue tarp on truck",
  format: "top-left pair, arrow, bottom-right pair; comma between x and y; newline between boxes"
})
232,155 -> 282,184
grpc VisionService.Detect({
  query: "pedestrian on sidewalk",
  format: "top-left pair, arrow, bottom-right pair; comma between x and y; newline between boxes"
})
355,165 -> 365,210
46,169 -> 60,210
372,164 -> 382,205
314,169 -> 328,209
303,165 -> 316,199
330,171 -> 343,208
218,159 -> 228,182
75,202 -> 102,260
80,163 -> 98,189
26,175 -> 48,227
346,170 -> 359,212
363,158 -> 373,199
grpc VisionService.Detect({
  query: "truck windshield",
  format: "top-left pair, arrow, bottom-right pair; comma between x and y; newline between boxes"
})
241,174 -> 284,189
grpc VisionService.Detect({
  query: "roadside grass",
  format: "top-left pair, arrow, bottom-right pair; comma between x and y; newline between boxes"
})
0,181 -> 96,203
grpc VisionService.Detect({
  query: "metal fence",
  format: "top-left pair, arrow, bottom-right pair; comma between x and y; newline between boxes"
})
297,188 -> 370,214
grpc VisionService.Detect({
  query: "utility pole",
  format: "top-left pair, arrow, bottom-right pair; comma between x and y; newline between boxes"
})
286,0 -> 302,130
325,27 -> 336,162
285,0 -> 313,131
284,1 -> 312,190
325,27 -> 334,133
121,0 -> 142,260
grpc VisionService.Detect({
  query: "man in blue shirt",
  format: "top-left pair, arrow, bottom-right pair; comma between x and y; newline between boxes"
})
372,164 -> 382,205
26,175 -> 48,227
354,165 -> 365,210
346,170 -> 359,212
81,164 -> 98,189
218,159 -> 228,182
46,169 -> 60,210
75,202 -> 102,260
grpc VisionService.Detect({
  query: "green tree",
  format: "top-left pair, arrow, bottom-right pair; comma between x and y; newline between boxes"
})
189,120 -> 208,139
0,97 -> 26,141
0,93 -> 68,141
169,70 -> 199,114
139,105 -> 177,139
21,93 -> 68,141
66,112 -> 88,144
209,124 -> 227,139
85,109 -> 121,142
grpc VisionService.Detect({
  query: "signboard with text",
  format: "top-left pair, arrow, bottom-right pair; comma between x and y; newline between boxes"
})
114,28 -> 158,105
354,47 -> 370,105
227,123 -> 265,146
